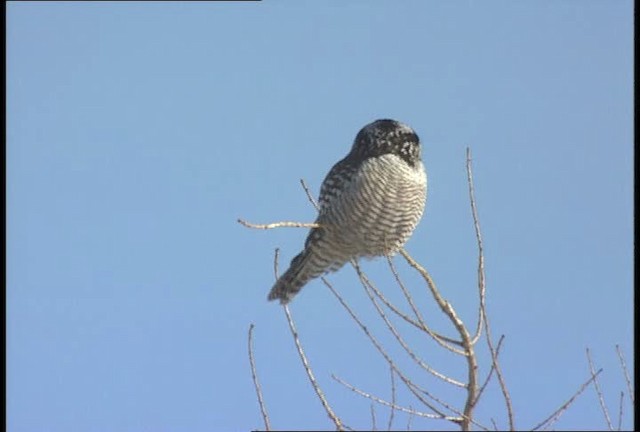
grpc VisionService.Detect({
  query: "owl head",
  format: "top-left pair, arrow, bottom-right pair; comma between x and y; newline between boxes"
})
350,119 -> 422,167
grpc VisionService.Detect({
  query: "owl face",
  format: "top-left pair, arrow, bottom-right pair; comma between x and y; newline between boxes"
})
350,119 -> 422,167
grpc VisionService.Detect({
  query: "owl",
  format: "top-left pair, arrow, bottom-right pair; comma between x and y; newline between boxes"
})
268,119 -> 427,304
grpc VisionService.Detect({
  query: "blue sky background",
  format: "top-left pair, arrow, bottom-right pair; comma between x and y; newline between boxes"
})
7,1 -> 633,431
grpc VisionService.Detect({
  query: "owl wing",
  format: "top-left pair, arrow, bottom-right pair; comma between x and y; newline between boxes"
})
317,158 -> 359,214
300,158 -> 358,252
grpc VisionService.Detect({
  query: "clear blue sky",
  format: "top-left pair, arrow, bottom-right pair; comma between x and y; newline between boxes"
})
7,1 -> 633,431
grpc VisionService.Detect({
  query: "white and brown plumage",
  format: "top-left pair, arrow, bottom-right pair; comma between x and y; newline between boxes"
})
268,119 -> 427,304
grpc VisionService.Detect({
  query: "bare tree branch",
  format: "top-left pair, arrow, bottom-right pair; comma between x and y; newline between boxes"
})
322,277 -> 451,420
242,154 -> 533,431
354,257 -> 462,350
283,304 -> 344,431
273,247 -> 342,431
371,404 -> 377,431
248,324 -> 271,431
532,369 -> 603,431
238,218 -> 321,230
490,418 -> 499,431
273,248 -> 280,280
385,256 -> 464,348
332,374 -> 442,419
586,348 -> 613,430
407,406 -> 414,431
616,391 -> 624,431
465,147 -> 486,346
354,263 -> 466,387
398,249 -> 478,431
300,178 -> 320,209
388,366 -> 396,431
326,267 -> 493,431
474,335 -> 506,406
466,148 -> 514,430
615,345 -> 634,404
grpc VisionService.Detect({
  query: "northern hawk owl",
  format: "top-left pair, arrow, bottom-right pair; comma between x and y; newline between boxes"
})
268,119 -> 427,304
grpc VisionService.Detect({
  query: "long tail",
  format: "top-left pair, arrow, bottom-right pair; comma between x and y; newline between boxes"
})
268,249 -> 327,304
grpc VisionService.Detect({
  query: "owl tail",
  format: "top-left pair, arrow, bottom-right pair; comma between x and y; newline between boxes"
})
268,249 -> 324,304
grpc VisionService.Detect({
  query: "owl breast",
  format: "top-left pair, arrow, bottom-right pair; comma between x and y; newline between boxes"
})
317,153 -> 427,259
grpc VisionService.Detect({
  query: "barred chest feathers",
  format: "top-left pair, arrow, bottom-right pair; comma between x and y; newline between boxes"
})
268,119 -> 428,304
318,152 -> 427,259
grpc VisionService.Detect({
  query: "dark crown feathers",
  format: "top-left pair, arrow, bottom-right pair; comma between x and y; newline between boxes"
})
349,119 -> 421,167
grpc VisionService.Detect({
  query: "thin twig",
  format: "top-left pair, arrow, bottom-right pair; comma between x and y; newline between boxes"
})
248,324 -> 271,431
466,148 -> 514,430
325,275 -> 493,431
474,335 -> 505,405
398,249 -> 478,431
371,404 -> 377,431
388,366 -> 396,431
283,304 -> 343,430
615,345 -> 634,404
332,374 -> 441,419
367,280 -> 426,333
586,348 -> 613,430
386,256 -> 463,348
300,178 -> 320,210
393,251 -> 467,347
407,406 -> 414,431
238,218 -> 321,230
354,263 -> 466,387
617,391 -> 624,431
491,418 -> 499,431
406,379 -> 491,431
274,247 -> 342,430
466,147 -> 486,346
273,248 -> 280,279
480,299 -> 513,430
401,380 -> 465,425
531,369 -> 603,431
362,257 -> 461,348
323,277 -> 451,420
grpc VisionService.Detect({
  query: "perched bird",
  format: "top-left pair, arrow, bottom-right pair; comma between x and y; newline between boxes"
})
268,119 -> 427,304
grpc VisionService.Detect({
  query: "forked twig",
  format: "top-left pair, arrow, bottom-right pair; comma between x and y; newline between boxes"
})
360,258 -> 461,349
615,345 -> 634,404
398,249 -> 478,431
466,148 -> 514,430
474,335 -> 506,405
586,348 -> 613,430
491,418 -> 499,431
248,324 -> 271,431
354,263 -> 466,387
243,153 -> 516,431
325,275 -> 493,431
322,277 -> 451,420
403,378 -> 492,431
386,256 -> 464,348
